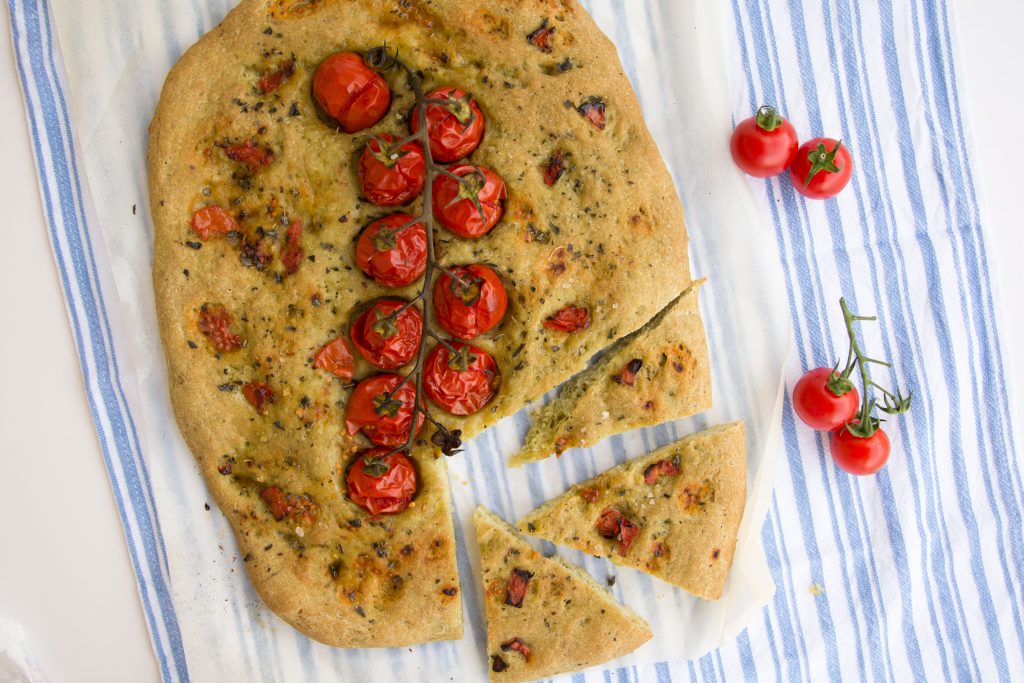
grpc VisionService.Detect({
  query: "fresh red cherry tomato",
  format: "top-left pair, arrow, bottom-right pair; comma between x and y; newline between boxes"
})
345,374 -> 424,447
424,342 -> 501,416
346,448 -> 418,515
730,105 -> 799,178
409,87 -> 485,163
312,52 -> 391,133
792,367 -> 860,431
830,425 -> 890,475
790,137 -> 853,199
349,299 -> 422,370
359,133 -> 426,206
433,264 -> 508,340
190,205 -> 238,240
355,214 -> 427,287
313,336 -> 356,381
431,164 -> 506,238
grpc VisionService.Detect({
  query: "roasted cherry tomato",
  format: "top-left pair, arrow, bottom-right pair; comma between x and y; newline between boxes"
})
312,52 -> 391,133
790,137 -> 853,199
359,133 -> 426,206
355,214 -> 427,287
345,374 -> 424,447
409,87 -> 485,163
830,424 -> 890,475
433,264 -> 508,340
257,59 -> 294,94
313,336 -> 356,381
730,105 -> 799,178
346,448 -> 418,515
423,342 -> 501,416
221,141 -> 274,173
431,164 -> 506,238
792,367 -> 860,431
279,219 -> 304,276
543,305 -> 590,332
198,304 -> 244,352
350,299 -> 423,370
190,205 -> 238,240
242,381 -> 275,412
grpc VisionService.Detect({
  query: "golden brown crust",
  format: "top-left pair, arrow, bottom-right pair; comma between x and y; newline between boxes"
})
149,0 -> 689,647
474,507 -> 651,682
511,280 -> 711,466
517,423 -> 746,600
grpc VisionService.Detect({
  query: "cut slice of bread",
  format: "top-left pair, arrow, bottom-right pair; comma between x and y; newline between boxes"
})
474,506 -> 651,682
511,280 -> 711,467
517,422 -> 745,600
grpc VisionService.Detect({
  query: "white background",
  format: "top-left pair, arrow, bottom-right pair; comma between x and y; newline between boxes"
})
0,1 -> 1020,681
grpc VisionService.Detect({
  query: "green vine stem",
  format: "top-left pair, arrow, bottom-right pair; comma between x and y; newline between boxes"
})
828,297 -> 913,437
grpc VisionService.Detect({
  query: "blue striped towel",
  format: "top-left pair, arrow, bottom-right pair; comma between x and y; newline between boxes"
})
8,0 -> 1022,680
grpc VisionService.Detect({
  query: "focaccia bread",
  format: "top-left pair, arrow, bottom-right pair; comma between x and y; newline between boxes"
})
149,0 -> 691,647
474,506 -> 651,681
517,422 -> 746,600
512,280 -> 711,466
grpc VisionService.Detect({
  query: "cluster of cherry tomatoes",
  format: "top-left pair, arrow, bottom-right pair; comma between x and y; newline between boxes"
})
730,105 -> 852,200
792,367 -> 891,475
308,51 -> 509,514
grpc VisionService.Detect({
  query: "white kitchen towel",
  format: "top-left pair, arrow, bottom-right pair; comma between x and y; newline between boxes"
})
7,0 -> 1022,682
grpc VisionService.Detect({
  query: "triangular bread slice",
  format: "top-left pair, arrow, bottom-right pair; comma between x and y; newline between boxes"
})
474,506 -> 651,682
517,422 -> 745,600
511,281 -> 711,466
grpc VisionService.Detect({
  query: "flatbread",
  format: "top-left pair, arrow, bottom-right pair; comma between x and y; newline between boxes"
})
149,0 -> 690,647
474,506 -> 651,682
511,280 -> 711,466
517,422 -> 746,600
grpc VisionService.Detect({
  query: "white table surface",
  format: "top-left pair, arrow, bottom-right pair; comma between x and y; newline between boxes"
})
1,2 -> 1020,681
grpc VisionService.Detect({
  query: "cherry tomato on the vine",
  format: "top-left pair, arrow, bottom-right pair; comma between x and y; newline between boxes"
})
790,137 -> 853,200
410,87 -> 485,163
345,374 -> 424,447
433,264 -> 508,340
312,52 -> 391,133
431,164 -> 506,238
359,133 -> 426,206
346,448 -> 418,515
350,299 -> 422,370
792,367 -> 860,431
355,214 -> 427,287
730,105 -> 799,178
830,425 -> 890,476
424,342 -> 501,416
313,336 -> 356,381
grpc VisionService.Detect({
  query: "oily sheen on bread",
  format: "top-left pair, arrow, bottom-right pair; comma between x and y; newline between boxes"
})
512,280 -> 711,466
474,507 -> 651,681
149,0 -> 691,647
517,423 -> 746,600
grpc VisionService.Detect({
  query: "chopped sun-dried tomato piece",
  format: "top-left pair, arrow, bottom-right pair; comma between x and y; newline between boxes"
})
504,568 -> 533,608
501,637 -> 532,662
578,96 -> 606,131
579,486 -> 603,503
280,219 -> 304,276
190,205 -> 237,240
613,358 -> 643,386
543,150 -> 567,186
242,381 -> 275,412
260,486 -> 317,523
313,336 -> 356,381
543,304 -> 590,333
594,507 -> 640,556
257,59 -> 295,94
526,18 -> 556,53
198,304 -> 244,352
222,140 -> 274,173
643,457 -> 681,485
